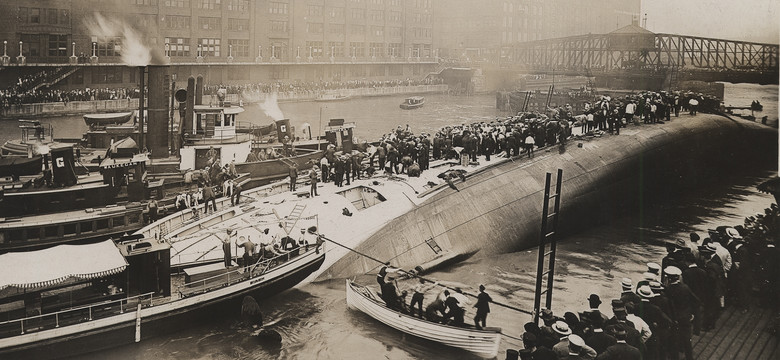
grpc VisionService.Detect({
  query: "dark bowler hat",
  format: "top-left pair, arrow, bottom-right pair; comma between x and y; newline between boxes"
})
587,294 -> 601,305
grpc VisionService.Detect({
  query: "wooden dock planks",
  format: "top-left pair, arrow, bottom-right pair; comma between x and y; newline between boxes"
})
691,303 -> 778,360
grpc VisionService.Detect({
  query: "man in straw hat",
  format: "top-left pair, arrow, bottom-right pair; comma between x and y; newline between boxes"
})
636,285 -> 672,359
664,266 -> 699,360
564,334 -> 596,360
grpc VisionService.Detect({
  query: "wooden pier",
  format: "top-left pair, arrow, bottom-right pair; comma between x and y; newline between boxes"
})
692,303 -> 778,359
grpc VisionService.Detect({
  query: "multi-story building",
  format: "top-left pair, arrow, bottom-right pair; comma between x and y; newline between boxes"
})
0,0 -> 436,87
434,0 -> 642,61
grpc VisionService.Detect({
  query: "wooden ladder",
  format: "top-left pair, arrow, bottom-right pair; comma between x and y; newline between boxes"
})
284,204 -> 306,235
533,169 -> 563,324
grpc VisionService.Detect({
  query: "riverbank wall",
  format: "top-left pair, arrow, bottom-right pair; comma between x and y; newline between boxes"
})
321,115 -> 778,279
0,85 -> 447,119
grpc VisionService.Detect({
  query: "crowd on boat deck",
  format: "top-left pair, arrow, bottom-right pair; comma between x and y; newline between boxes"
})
509,206 -> 779,360
304,89 -> 722,189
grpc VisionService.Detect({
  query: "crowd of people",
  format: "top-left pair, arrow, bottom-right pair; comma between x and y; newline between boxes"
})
508,206 -> 779,360
204,77 -> 444,97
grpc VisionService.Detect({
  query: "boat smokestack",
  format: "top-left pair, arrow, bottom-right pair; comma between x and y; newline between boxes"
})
185,76 -> 195,135
146,65 -> 170,158
195,74 -> 204,105
138,66 -> 145,151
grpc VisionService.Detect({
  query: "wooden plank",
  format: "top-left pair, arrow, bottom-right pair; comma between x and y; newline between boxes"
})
696,304 -> 751,359
710,305 -> 764,359
692,304 -> 738,354
757,337 -> 779,360
747,312 -> 778,360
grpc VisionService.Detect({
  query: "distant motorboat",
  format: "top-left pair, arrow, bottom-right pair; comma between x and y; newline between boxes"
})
315,93 -> 352,102
400,96 -> 425,110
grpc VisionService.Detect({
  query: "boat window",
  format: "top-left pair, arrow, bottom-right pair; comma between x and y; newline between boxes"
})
128,213 -> 141,224
96,218 -> 110,230
80,221 -> 93,233
45,226 -> 59,238
7,229 -> 24,242
63,223 -> 77,235
113,216 -> 125,226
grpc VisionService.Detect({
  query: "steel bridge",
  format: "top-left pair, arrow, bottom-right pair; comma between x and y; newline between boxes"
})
506,26 -> 779,84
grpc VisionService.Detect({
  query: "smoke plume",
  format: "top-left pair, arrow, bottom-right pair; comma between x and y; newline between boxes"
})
84,13 -> 168,66
259,93 -> 285,121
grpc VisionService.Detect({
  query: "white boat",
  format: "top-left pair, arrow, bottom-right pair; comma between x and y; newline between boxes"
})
0,239 -> 325,359
345,280 -> 502,359
315,93 -> 352,102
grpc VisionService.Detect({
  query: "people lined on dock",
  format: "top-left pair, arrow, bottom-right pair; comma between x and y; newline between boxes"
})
512,202 -> 779,360
203,77 -> 444,98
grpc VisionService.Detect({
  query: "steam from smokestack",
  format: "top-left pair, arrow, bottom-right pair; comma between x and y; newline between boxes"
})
259,93 -> 285,121
84,13 -> 168,66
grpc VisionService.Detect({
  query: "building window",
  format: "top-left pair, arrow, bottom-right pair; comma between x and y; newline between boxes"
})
327,42 -> 344,57
228,18 -> 249,31
95,36 -> 122,57
349,42 -> 365,57
370,26 -> 383,36
226,0 -> 248,11
330,7 -> 345,18
165,37 -> 190,56
271,67 -> 289,80
164,0 -> 190,7
388,11 -> 401,22
199,17 -> 221,30
351,8 -> 365,19
131,0 -> 157,5
350,24 -> 365,34
369,10 -> 383,21
30,8 -> 41,24
47,9 -> 58,24
307,23 -> 323,34
269,2 -> 288,14
197,0 -> 221,10
389,27 -> 401,37
388,43 -> 401,57
388,0 -> 400,6
305,41 -> 323,58
48,35 -> 68,56
308,5 -> 322,16
228,39 -> 248,57
270,20 -> 288,33
20,34 -> 40,57
329,24 -> 345,34
199,38 -> 221,56
369,42 -> 384,57
92,67 -> 124,84
165,15 -> 191,30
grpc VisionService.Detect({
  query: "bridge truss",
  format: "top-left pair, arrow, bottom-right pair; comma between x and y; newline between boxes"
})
509,33 -> 779,73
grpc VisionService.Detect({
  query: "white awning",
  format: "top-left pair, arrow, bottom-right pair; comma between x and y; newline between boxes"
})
0,240 -> 128,291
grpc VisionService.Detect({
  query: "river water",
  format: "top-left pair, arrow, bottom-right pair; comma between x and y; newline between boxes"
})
60,83 -> 777,359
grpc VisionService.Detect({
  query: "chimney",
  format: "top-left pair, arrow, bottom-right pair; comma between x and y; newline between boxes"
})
146,65 -> 170,158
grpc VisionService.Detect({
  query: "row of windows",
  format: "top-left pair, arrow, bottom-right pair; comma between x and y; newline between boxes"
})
164,16 -> 249,31
1,214 -> 139,243
18,34 -> 68,57
301,42 -> 404,58
18,7 -> 70,25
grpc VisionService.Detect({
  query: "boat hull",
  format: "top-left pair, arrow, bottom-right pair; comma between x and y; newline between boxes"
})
235,149 -> 322,188
399,102 -> 424,110
0,182 -> 122,218
0,251 -> 325,360
345,280 -> 501,358
83,112 -> 134,127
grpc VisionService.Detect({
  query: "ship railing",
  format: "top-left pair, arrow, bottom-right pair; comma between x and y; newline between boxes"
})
0,292 -> 155,339
176,244 -> 322,298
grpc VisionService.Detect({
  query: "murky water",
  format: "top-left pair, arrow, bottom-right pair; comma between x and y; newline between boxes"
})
2,82 -> 775,146
65,83 -> 777,359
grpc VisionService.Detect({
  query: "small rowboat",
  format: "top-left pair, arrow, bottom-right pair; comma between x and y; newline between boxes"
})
345,280 -> 501,358
400,96 -> 425,110
83,111 -> 134,127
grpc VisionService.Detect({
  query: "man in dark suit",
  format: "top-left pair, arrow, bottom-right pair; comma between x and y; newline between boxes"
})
649,281 -> 674,360
585,313 -> 616,355
681,258 -> 708,335
664,266 -> 700,360
637,285 -> 673,360
596,327 -> 640,360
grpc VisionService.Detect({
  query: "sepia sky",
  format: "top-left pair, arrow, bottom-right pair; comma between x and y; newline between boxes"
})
641,0 -> 779,44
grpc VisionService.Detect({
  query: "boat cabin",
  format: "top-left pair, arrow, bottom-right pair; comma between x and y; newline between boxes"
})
179,105 -> 252,171
99,152 -> 149,202
324,119 -> 356,152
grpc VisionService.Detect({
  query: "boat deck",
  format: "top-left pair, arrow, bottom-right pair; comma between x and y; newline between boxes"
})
692,302 -> 778,359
